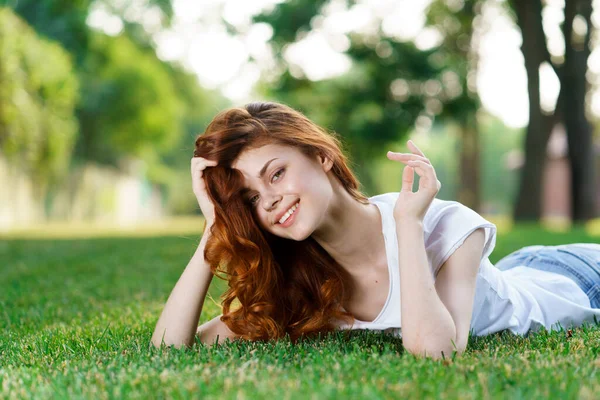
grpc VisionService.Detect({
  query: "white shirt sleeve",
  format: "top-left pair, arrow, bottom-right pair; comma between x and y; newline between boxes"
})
423,198 -> 498,278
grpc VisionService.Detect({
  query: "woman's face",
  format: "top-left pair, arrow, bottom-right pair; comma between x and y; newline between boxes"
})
231,143 -> 334,241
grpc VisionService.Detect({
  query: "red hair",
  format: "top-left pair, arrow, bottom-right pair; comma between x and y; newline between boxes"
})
194,101 -> 369,343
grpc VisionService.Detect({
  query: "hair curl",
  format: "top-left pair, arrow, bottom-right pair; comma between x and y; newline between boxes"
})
194,101 -> 370,343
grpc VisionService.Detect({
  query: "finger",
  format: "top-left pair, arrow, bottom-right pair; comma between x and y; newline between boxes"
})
401,165 -> 414,193
407,160 -> 438,186
407,140 -> 426,158
191,157 -> 218,166
193,168 -> 205,180
193,168 -> 209,182
387,152 -> 431,164
191,158 -> 218,173
407,160 -> 434,175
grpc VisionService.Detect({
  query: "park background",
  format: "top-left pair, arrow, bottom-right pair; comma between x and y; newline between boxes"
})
2,0 -> 600,234
2,0 -> 600,398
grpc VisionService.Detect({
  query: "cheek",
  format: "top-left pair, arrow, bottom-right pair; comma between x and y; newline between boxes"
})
301,169 -> 331,199
288,168 -> 321,193
255,209 -> 270,228
254,168 -> 329,230
294,170 -> 331,220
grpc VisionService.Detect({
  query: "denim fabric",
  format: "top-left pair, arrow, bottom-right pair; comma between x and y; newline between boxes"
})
495,243 -> 600,309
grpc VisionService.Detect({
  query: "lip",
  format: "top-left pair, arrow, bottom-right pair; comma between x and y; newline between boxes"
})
275,200 -> 300,226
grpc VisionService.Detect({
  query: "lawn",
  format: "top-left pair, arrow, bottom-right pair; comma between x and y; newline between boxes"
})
1,220 -> 599,399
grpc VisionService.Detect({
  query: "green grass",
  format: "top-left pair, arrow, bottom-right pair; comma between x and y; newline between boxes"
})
1,223 -> 600,399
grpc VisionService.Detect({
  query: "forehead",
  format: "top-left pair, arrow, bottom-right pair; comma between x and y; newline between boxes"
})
232,143 -> 296,173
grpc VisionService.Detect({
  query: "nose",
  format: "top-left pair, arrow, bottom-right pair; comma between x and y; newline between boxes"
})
262,193 -> 282,211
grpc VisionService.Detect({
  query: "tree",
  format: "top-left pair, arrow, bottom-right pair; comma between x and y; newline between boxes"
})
0,7 -> 79,194
252,0 -> 493,208
5,0 -> 228,215
262,41 -> 442,193
76,32 -> 184,167
562,0 -> 596,222
509,0 -> 597,222
0,0 -> 94,63
157,63 -> 230,214
253,0 -> 457,194
2,0 -> 173,62
425,0 -> 484,211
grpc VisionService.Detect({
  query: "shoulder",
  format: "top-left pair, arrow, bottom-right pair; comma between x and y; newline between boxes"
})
370,192 -> 494,233
422,199 -> 497,276
372,192 -> 497,273
423,198 -> 493,230
370,191 -> 454,207
369,192 -> 461,220
368,192 -> 400,205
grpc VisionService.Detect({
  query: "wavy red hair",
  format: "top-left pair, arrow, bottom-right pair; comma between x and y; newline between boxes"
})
194,101 -> 369,343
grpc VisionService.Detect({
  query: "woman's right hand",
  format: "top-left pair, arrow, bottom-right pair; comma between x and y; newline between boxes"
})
191,157 -> 218,226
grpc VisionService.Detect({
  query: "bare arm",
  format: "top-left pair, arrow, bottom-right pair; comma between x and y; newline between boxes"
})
151,227 -> 215,348
397,220 -> 485,360
434,228 -> 485,354
388,140 -> 485,359
397,219 -> 457,359
152,156 -> 241,348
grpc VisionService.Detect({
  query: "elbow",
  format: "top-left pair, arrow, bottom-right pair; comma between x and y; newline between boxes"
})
403,337 -> 466,360
151,329 -> 193,350
404,343 -> 464,360
150,337 -> 193,350
150,329 -> 165,349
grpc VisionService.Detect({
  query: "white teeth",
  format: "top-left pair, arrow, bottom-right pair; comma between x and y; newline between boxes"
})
278,202 -> 299,224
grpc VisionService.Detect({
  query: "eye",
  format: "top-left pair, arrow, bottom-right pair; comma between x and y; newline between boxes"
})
247,168 -> 285,207
271,168 -> 285,183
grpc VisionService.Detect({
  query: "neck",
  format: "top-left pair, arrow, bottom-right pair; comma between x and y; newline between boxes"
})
310,177 -> 386,277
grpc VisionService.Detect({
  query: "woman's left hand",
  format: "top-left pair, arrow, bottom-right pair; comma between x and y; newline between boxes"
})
386,140 -> 441,222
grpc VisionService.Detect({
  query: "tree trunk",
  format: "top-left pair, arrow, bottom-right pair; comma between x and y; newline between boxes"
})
510,0 -> 554,221
458,113 -> 481,211
562,0 -> 597,221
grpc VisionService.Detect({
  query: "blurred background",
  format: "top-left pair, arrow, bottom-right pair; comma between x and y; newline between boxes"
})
1,0 -> 599,236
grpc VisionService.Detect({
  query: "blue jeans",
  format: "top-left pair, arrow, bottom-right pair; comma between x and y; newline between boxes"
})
495,243 -> 600,309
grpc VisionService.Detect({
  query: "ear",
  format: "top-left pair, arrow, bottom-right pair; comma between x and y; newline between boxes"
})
318,152 -> 334,173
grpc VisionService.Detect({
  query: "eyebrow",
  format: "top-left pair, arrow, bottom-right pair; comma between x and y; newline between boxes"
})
259,158 -> 278,179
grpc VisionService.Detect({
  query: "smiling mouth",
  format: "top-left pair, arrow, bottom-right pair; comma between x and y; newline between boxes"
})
277,200 -> 300,225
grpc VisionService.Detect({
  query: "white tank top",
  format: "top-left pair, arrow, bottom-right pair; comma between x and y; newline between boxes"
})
336,192 -> 600,338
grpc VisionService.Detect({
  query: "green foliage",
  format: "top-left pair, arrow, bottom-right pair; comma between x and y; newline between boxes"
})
3,0 -> 173,61
1,226 -> 600,397
260,45 -> 442,193
4,0 -> 185,169
0,0 -> 94,62
0,7 -> 79,188
480,115 -> 524,214
3,0 -> 222,212
77,32 -> 184,167
253,0 -> 485,193
153,64 -> 230,214
424,0 -> 481,121
253,0 -> 330,46
371,113 -> 525,212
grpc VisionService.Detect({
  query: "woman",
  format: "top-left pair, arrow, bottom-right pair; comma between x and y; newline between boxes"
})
151,101 -> 600,359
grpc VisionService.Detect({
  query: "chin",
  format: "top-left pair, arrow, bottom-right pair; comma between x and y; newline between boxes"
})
288,224 -> 314,242
269,223 -> 312,242
271,229 -> 302,241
